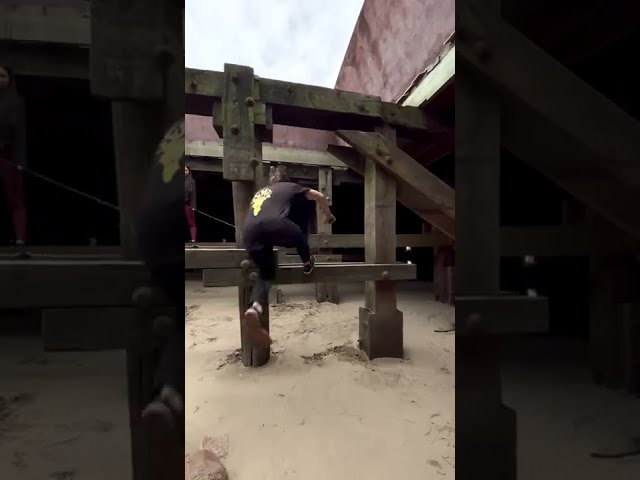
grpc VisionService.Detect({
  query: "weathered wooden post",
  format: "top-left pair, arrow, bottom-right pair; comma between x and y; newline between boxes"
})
457,0 -> 516,476
358,124 -> 403,359
316,167 -> 339,303
91,1 -> 183,478
221,64 -> 270,367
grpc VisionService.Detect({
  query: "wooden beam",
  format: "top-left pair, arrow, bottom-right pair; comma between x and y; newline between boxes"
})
328,144 -> 455,238
0,246 -> 120,255
455,67 -> 501,295
0,42 -> 89,79
337,130 -> 455,217
401,44 -> 455,108
111,102 -> 164,258
316,167 -> 339,303
503,103 -> 640,239
358,124 -> 404,359
186,155 -> 362,183
185,67 -> 446,136
202,263 -> 416,287
456,295 -> 549,335
0,3 -> 89,45
457,4 -> 640,186
186,140 -> 347,167
0,260 -> 153,309
189,234 -> 448,251
223,64 -> 269,367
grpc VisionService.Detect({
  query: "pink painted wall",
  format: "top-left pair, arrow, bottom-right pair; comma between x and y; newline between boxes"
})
336,0 -> 454,102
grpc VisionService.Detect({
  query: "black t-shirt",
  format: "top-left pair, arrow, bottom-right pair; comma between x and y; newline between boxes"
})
246,182 -> 310,225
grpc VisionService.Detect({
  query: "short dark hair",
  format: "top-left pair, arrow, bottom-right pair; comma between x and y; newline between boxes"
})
269,164 -> 287,184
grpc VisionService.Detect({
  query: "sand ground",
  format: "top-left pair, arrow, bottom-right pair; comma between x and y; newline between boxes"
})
1,281 -> 638,479
0,338 -> 132,480
185,281 -> 456,480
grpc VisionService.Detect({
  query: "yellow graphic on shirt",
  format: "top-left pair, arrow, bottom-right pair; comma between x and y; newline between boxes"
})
157,120 -> 185,184
251,187 -> 272,216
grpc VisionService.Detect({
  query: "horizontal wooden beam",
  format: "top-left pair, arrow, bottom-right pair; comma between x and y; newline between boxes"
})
0,42 -> 89,79
186,140 -> 347,167
202,263 -> 416,287
189,234 -> 447,252
456,295 -> 549,335
0,260 -> 155,309
0,245 -> 120,254
185,67 -> 447,137
186,156 -> 363,184
328,144 -> 456,239
0,3 -> 90,45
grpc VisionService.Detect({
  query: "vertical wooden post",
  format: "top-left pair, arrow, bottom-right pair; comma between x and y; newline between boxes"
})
112,103 -> 164,259
223,64 -> 269,367
358,124 -> 403,359
457,0 -> 516,474
316,167 -> 339,303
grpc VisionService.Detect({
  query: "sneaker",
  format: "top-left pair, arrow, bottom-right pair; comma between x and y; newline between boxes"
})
303,255 -> 316,275
242,307 -> 272,348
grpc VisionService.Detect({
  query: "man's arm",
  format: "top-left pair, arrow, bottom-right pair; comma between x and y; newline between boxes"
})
305,189 -> 335,223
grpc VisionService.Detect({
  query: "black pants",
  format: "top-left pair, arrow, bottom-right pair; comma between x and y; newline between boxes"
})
243,217 -> 311,308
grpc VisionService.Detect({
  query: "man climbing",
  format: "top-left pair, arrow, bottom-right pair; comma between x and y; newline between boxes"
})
136,119 -> 186,478
242,166 -> 335,346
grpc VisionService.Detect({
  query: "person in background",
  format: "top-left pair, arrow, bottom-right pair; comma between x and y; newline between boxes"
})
241,166 -> 335,347
184,165 -> 198,247
0,65 -> 27,246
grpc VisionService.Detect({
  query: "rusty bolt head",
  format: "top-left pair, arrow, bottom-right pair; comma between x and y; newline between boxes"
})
240,259 -> 251,269
231,74 -> 239,83
189,79 -> 198,92
381,271 -> 390,280
249,272 -> 258,281
230,124 -> 240,135
250,157 -> 259,167
384,155 -> 392,164
245,96 -> 255,107
323,240 -> 329,245
287,86 -> 293,95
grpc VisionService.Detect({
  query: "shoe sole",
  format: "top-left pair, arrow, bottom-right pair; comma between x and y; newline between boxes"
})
141,402 -> 183,480
242,309 -> 272,348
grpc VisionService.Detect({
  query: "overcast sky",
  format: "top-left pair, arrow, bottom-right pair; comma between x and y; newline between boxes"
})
185,0 -> 365,88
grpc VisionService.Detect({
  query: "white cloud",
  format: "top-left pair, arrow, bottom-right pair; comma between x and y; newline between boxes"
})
185,0 -> 364,87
